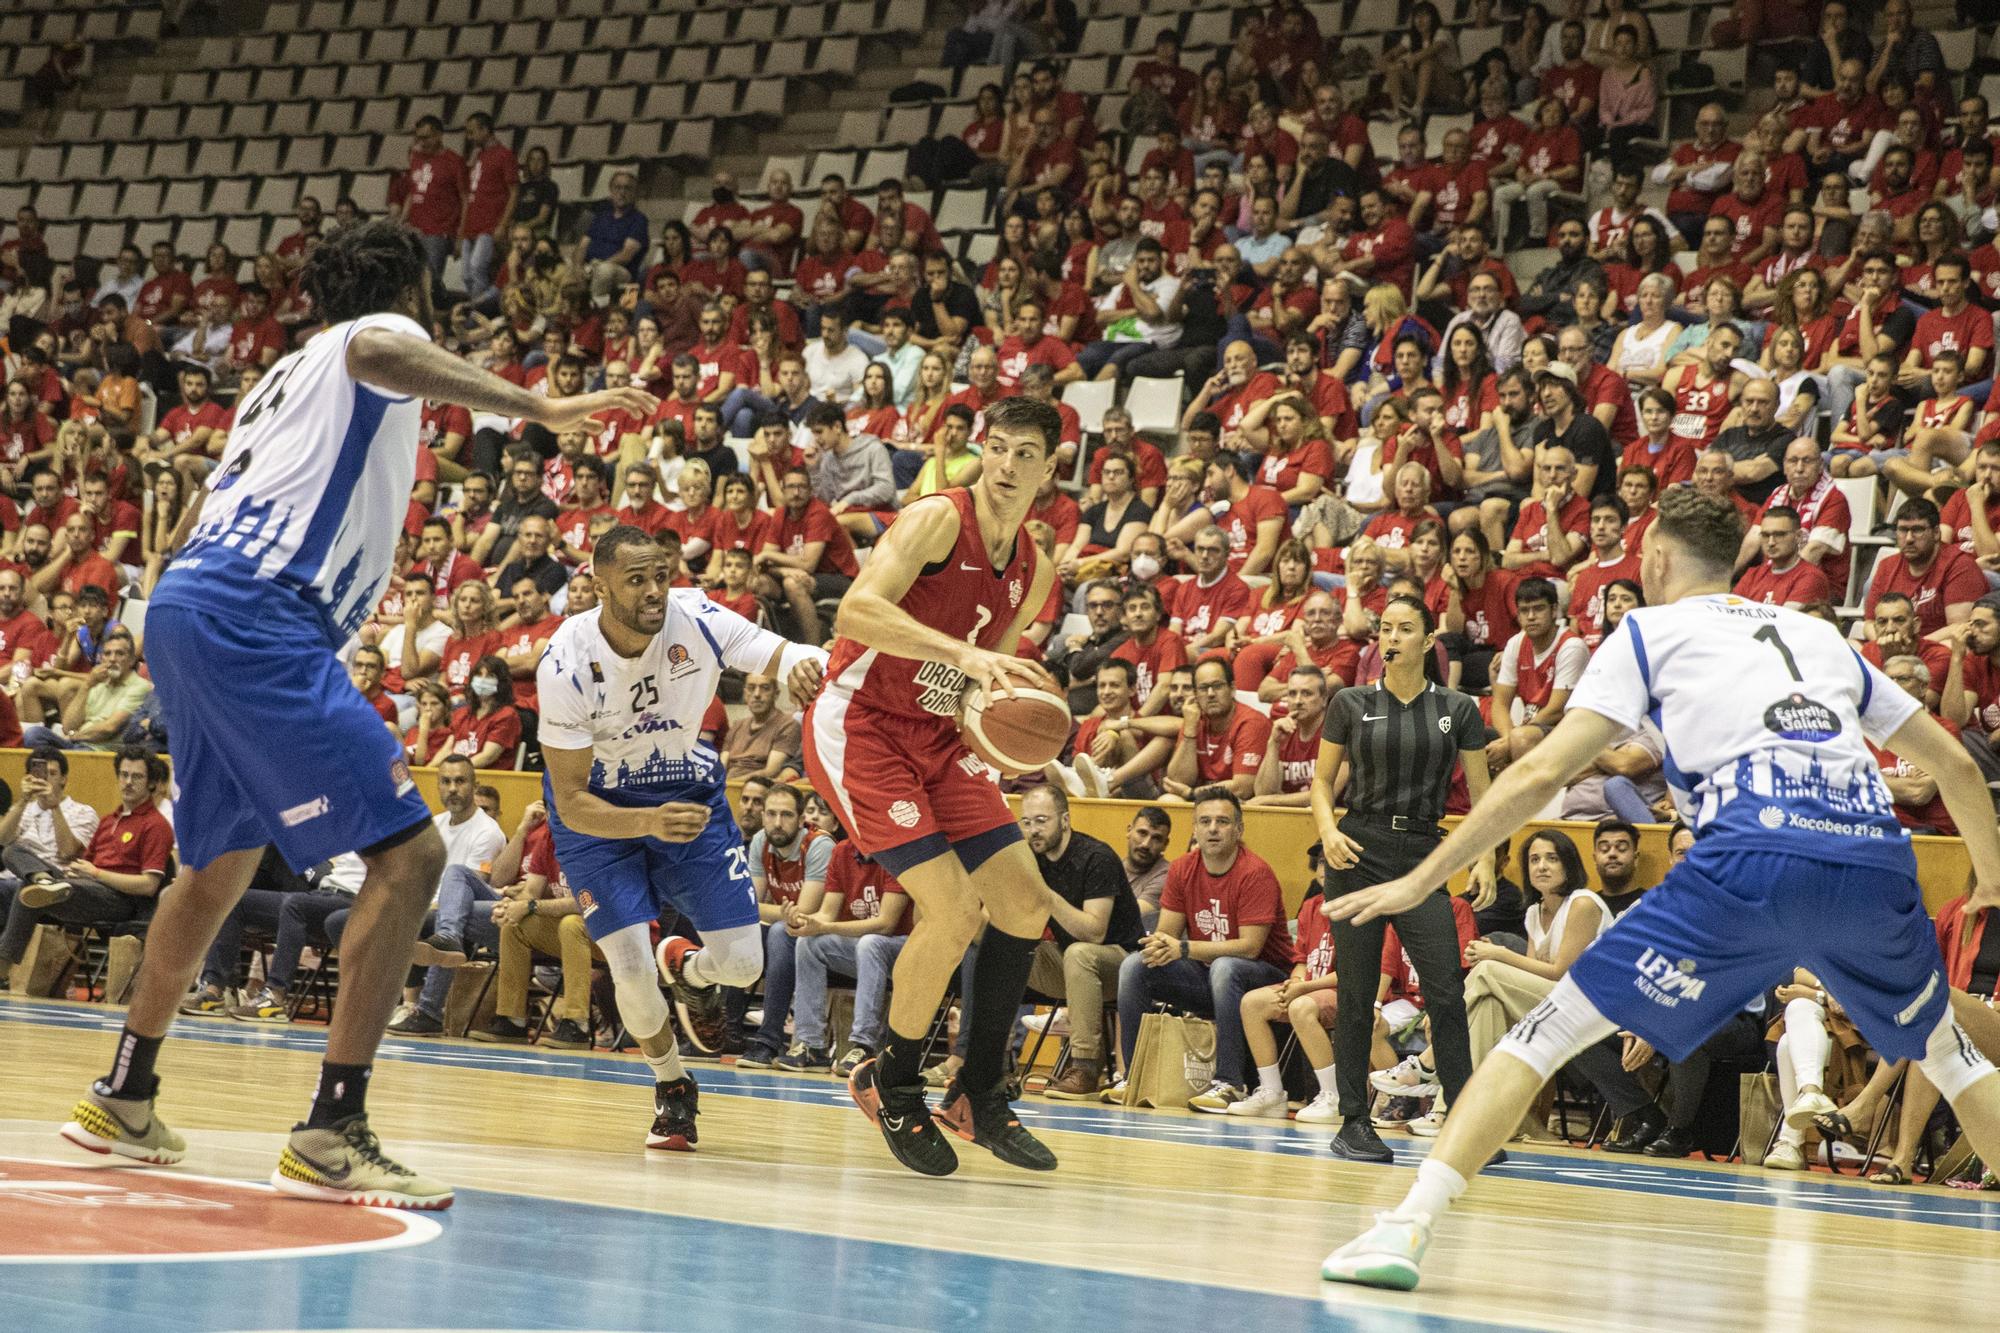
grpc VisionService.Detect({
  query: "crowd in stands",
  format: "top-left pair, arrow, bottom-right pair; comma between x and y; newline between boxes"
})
5,0 -> 2000,1180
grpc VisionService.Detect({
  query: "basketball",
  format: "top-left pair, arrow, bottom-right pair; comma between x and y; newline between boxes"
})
959,684 -> 1072,776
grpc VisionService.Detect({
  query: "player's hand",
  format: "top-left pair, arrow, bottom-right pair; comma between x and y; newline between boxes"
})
959,647 -> 1056,701
1466,857 -> 1498,911
787,655 -> 825,705
1320,828 -> 1364,871
1324,872 -> 1432,925
530,386 -> 659,434
648,802 -> 713,843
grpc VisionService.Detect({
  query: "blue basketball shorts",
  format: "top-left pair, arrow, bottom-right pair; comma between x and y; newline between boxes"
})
543,779 -> 759,941
144,598 -> 433,873
1565,843 -> 1950,1063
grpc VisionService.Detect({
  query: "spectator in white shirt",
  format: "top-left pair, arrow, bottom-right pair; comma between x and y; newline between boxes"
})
803,308 -> 872,404
0,747 -> 100,900
388,754 -> 509,1036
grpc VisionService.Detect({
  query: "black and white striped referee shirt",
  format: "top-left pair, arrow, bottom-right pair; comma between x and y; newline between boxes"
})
1322,681 -> 1487,828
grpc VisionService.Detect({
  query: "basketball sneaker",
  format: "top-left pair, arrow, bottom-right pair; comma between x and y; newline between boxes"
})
655,936 -> 728,1054
646,1076 -> 699,1152
271,1114 -> 454,1210
1320,1211 -> 1433,1291
1071,754 -> 1110,798
60,1083 -> 186,1165
847,1056 -> 958,1177
931,1080 -> 1058,1171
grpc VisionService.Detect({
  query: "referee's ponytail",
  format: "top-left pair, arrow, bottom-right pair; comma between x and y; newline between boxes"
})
1383,593 -> 1445,686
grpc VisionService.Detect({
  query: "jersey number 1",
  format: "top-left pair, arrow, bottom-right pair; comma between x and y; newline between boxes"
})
1754,625 -> 1802,682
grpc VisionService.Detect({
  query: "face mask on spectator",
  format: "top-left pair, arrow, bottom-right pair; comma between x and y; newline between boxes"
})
1131,554 -> 1161,581
470,676 -> 499,699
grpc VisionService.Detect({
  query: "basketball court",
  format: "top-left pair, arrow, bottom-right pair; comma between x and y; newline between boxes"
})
2,994 -> 1995,1331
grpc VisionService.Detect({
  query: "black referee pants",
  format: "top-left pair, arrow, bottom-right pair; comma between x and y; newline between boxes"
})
1327,818 -> 1474,1119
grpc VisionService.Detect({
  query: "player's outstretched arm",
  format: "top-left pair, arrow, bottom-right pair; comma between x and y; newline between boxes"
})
1327,708 -> 1625,925
832,495 -> 1054,697
1881,710 -> 2000,889
346,327 -> 658,430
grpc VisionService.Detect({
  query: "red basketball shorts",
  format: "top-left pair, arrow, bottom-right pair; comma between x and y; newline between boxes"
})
803,690 -> 1016,870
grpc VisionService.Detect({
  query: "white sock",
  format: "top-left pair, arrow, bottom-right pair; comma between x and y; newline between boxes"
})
644,1044 -> 686,1084
1783,999 -> 1830,1098
1314,1064 -> 1338,1098
1392,1157 -> 1467,1222
1256,1063 -> 1282,1095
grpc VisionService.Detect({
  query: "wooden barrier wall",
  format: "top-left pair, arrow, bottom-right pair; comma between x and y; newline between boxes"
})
3,750 -> 1971,915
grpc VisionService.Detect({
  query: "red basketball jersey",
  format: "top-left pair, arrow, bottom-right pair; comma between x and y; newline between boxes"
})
760,826 -> 831,908
825,487 -> 1040,719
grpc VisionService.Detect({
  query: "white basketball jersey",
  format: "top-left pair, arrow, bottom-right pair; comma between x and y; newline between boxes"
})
537,592 -> 786,796
1569,593 -> 1922,867
168,313 -> 425,642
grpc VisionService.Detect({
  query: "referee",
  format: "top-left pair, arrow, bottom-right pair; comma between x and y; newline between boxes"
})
1311,593 -> 1497,1163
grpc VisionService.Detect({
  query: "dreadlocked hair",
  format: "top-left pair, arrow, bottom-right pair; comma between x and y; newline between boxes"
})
301,219 -> 429,325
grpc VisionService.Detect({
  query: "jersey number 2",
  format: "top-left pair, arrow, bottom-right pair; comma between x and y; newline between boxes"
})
1754,624 -> 1802,682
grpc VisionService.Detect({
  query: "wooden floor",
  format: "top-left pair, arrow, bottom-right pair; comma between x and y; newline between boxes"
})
3,995 -> 1998,1332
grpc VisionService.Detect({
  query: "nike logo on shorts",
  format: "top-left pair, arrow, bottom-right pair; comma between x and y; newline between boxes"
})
1362,714 -> 1386,722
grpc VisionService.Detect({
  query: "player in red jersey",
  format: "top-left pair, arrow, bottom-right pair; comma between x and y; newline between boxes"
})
801,397 -> 1063,1178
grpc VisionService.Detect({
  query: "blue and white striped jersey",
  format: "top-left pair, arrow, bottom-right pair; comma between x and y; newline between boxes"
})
158,313 -> 426,643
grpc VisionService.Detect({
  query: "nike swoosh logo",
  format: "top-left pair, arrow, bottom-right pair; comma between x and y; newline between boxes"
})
1361,714 -> 1386,722
292,1150 -> 351,1183
883,1113 -> 910,1131
959,562 -> 982,572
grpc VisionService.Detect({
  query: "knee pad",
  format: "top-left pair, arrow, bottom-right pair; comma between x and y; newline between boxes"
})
690,924 -> 763,988
598,923 -> 671,1040
1920,1010 -> 1997,1102
1491,975 -> 1619,1082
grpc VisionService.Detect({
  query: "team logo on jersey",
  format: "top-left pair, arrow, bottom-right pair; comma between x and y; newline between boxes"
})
576,890 -> 596,916
1008,578 -> 1023,607
666,643 -> 698,679
1764,694 -> 1840,743
1758,805 -> 1785,829
589,661 -> 605,684
888,800 -> 921,828
390,759 -> 415,797
1439,716 -> 1452,734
